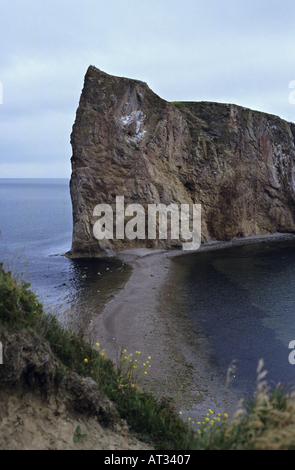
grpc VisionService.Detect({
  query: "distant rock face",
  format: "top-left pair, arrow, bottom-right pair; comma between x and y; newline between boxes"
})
68,65 -> 295,257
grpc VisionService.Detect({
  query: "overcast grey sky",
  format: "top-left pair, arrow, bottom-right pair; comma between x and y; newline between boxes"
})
1,0 -> 295,178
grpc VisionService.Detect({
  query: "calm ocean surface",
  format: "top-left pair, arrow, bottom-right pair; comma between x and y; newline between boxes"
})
169,240 -> 295,399
0,178 -> 131,321
1,178 -> 295,401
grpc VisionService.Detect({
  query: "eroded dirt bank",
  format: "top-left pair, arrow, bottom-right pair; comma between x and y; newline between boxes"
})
0,325 -> 152,450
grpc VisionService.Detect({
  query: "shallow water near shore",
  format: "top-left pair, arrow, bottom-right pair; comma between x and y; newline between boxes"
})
0,178 -> 132,322
2,179 -> 295,418
169,240 -> 295,402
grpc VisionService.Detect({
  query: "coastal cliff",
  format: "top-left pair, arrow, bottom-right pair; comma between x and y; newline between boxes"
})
69,65 -> 295,257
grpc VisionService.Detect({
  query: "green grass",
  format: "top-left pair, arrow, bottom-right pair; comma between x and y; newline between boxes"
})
192,375 -> 295,450
170,101 -> 191,109
0,262 -> 197,449
0,262 -> 43,329
2,261 -> 295,450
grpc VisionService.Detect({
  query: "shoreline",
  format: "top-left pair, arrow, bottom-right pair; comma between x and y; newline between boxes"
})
93,232 -> 295,424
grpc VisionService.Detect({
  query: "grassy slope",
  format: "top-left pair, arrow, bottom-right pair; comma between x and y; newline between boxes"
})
1,262 -> 295,450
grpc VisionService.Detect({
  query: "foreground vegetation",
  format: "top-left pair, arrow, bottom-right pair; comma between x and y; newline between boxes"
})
1,261 -> 295,450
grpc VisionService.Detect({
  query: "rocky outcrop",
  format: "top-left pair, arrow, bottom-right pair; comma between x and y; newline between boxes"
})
0,325 -> 153,450
68,65 -> 295,257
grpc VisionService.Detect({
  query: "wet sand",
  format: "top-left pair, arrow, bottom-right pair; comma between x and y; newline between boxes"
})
95,233 -> 295,425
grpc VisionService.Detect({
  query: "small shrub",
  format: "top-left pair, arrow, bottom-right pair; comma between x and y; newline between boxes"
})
3,263 -> 295,449
73,425 -> 87,442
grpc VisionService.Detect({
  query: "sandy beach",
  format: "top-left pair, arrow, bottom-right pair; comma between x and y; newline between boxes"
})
94,233 -> 295,425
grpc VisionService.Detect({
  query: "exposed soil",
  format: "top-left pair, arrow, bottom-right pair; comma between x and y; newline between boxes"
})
0,325 -> 153,450
1,232 -> 294,449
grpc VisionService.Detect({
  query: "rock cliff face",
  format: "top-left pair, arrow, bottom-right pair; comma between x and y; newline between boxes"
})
69,65 -> 295,257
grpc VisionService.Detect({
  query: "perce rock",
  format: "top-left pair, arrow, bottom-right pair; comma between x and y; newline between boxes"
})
68,65 -> 295,257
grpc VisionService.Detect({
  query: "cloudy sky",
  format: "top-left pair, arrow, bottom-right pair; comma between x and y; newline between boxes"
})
1,0 -> 295,178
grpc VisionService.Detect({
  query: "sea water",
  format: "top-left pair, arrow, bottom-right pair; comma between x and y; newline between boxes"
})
0,178 -> 131,322
169,242 -> 295,399
1,178 -> 295,400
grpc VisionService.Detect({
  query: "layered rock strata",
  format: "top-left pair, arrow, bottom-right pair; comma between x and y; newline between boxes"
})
69,65 -> 295,257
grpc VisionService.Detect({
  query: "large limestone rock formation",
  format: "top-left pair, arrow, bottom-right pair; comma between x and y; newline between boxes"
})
68,65 -> 295,257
